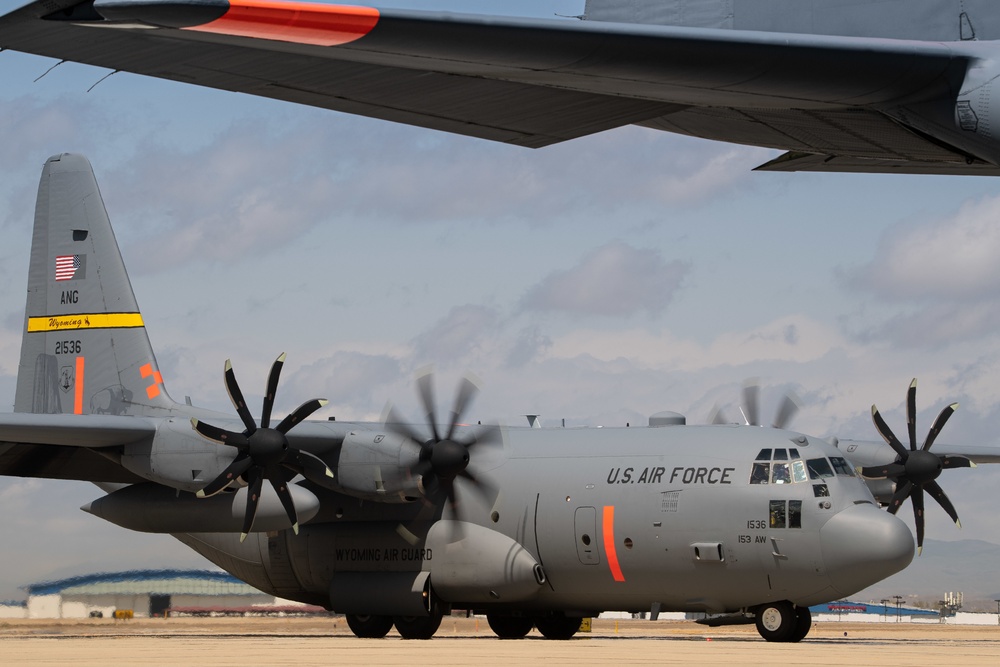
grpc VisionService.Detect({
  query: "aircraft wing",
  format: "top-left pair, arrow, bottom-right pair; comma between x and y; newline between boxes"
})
0,0 -> 976,160
0,412 -> 156,482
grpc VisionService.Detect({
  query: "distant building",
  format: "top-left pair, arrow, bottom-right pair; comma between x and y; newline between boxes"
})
11,569 -> 281,619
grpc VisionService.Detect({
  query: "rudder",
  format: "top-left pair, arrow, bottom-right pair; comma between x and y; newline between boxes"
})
14,153 -> 176,416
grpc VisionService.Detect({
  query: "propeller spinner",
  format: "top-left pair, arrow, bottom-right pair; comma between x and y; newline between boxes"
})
860,379 -> 975,554
191,354 -> 332,542
384,371 -> 500,542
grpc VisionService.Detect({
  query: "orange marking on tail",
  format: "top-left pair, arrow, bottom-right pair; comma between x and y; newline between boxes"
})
602,505 -> 625,582
74,356 -> 85,415
186,1 -> 380,47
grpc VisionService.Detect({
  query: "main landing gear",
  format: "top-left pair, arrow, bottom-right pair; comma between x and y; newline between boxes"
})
754,601 -> 812,642
345,612 -> 584,640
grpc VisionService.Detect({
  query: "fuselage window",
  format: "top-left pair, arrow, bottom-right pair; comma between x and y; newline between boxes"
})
773,448 -> 788,461
771,462 -> 791,484
769,499 -> 786,528
750,462 -> 770,484
788,500 -> 802,529
813,484 -> 830,497
807,457 -> 835,480
829,456 -> 855,477
792,460 -> 808,483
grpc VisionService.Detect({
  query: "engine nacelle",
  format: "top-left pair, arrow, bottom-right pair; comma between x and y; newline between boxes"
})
82,482 -> 320,533
335,430 -> 423,502
122,416 -> 232,492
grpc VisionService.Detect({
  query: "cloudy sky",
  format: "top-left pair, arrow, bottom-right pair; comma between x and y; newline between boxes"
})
3,0 -> 1000,600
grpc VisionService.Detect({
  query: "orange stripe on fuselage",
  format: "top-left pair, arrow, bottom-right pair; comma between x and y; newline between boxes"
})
184,1 -> 380,47
602,505 -> 625,582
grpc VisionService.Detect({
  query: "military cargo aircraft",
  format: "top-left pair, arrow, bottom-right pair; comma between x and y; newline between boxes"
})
2,153 -> 999,641
3,0 -> 1000,175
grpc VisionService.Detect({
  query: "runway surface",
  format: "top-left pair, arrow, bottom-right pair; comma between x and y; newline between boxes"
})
2,617 -> 998,666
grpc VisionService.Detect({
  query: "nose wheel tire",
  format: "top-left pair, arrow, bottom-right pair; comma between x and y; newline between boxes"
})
486,614 -> 534,639
346,614 -> 393,638
755,601 -> 797,642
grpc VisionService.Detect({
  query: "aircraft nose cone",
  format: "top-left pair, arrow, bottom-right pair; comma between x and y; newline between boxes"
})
820,504 -> 914,597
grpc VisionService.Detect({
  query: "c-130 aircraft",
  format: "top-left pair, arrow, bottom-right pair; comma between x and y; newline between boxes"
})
2,154 -> 999,642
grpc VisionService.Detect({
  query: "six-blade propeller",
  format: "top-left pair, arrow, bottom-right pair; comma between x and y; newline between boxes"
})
860,379 -> 974,554
710,379 -> 800,429
383,370 -> 500,542
191,353 -> 332,542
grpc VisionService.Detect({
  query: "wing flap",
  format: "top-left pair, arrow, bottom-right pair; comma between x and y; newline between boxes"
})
755,150 -> 1000,176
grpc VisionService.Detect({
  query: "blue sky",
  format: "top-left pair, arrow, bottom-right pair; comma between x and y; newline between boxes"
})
3,0 -> 1000,598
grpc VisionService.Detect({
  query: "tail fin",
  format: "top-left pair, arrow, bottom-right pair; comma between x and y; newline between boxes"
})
14,153 -> 177,416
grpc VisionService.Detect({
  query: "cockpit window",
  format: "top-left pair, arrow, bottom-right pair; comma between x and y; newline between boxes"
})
806,457 -> 835,480
773,448 -> 788,461
771,462 -> 791,484
789,448 -> 800,459
829,456 -> 855,477
792,460 -> 808,483
755,448 -> 772,461
750,462 -> 770,484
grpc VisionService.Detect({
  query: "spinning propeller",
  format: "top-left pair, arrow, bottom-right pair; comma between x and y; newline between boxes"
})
383,370 -> 500,542
191,353 -> 332,542
710,379 -> 800,429
860,379 -> 974,554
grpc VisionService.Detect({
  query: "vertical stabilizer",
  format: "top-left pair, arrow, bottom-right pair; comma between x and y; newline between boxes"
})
14,153 -> 176,416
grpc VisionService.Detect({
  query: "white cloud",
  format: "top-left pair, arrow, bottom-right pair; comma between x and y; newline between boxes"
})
848,195 -> 1000,301
521,241 -> 689,317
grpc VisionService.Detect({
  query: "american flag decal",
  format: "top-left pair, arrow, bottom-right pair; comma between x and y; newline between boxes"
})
55,255 -> 83,281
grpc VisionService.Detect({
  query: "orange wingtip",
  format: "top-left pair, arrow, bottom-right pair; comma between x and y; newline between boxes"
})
185,1 -> 380,47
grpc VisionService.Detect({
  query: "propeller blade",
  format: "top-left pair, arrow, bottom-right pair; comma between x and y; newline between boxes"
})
267,469 -> 299,535
742,381 -> 760,426
445,376 -> 479,441
708,405 -> 728,425
772,392 -> 800,430
906,379 -> 917,451
261,352 -> 286,429
871,406 -> 910,461
191,418 -> 248,448
458,467 -> 499,508
197,453 -> 253,498
941,455 -> 975,470
274,398 -> 328,434
925,480 -> 961,527
225,360 -> 258,435
384,404 -> 429,446
289,449 -> 335,487
923,402 -> 958,452
911,485 -> 925,555
240,470 -> 264,542
886,480 -> 913,515
859,463 -> 906,479
416,371 -> 441,442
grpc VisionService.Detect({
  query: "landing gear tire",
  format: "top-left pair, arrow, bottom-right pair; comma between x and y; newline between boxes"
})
789,606 -> 811,642
755,601 -> 796,642
535,615 -> 582,640
487,614 -> 533,639
346,614 -> 393,638
393,607 -> 444,640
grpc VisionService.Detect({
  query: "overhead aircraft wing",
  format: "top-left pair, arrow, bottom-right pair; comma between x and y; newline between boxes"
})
0,0 -> 974,155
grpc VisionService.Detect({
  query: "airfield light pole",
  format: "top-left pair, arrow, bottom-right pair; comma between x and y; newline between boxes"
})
881,599 -> 890,622
893,595 -> 903,622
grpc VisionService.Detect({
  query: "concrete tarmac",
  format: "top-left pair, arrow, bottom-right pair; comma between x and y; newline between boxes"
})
2,617 -> 998,666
